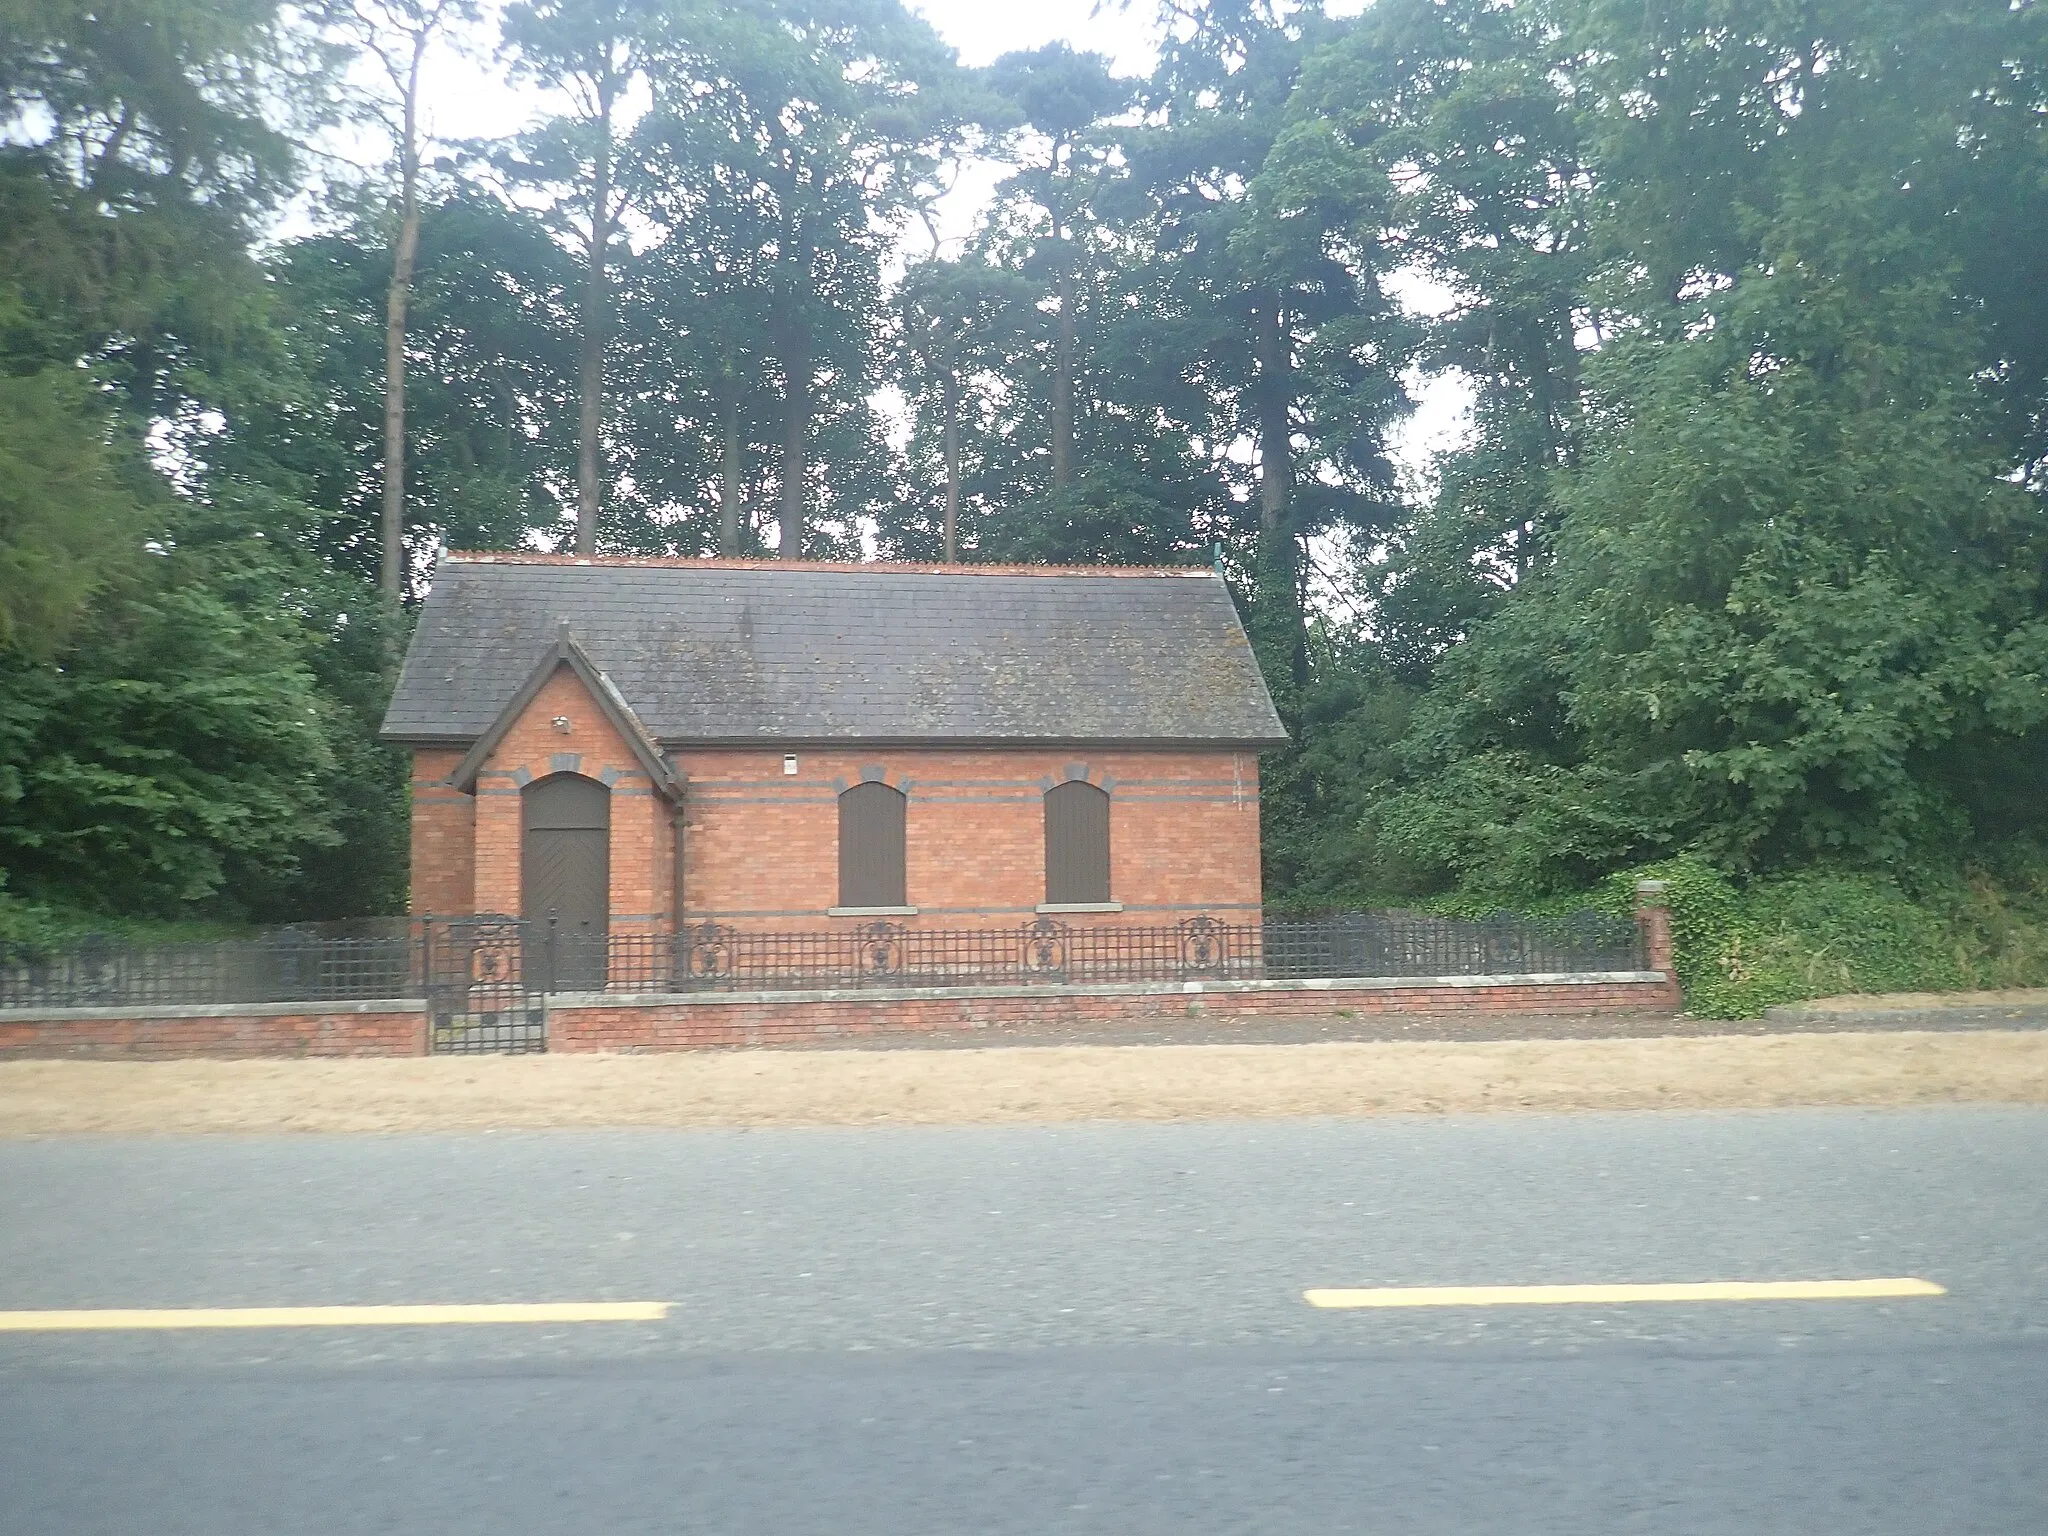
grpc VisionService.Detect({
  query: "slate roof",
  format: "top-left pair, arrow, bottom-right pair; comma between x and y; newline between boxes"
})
381,555 -> 1289,749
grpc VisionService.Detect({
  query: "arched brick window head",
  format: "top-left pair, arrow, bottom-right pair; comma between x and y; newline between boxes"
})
1044,781 -> 1111,904
838,782 -> 907,908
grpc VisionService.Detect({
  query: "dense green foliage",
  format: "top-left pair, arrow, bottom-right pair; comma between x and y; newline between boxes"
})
1,0 -> 2043,1007
1336,0 -> 2048,907
0,0 -> 401,935
1581,858 -> 2048,1020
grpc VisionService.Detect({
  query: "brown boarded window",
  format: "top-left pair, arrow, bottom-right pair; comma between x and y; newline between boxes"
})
1044,781 -> 1111,904
838,782 -> 907,908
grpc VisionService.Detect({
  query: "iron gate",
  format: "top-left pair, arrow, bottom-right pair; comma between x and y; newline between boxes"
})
423,917 -> 545,1054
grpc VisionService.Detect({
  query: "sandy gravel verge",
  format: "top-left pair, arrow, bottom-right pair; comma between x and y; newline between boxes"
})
2,1030 -> 2045,1135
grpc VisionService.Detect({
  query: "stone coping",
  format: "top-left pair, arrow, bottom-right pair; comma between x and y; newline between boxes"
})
0,971 -> 1668,1024
544,971 -> 1669,1008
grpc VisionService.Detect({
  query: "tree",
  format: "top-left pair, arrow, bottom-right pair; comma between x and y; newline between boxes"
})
1277,0 -> 1589,677
983,44 -> 1130,492
1064,0 -> 1413,896
894,256 -> 1037,561
609,115 -> 782,558
252,192 -> 582,580
1353,0 -> 2048,896
329,0 -> 476,598
0,2 -> 417,922
500,0 -> 650,554
877,37 -> 1239,568
1123,0 -> 1408,683
0,503 -> 374,917
0,373 -> 152,659
635,0 -> 965,558
0,0 -> 326,645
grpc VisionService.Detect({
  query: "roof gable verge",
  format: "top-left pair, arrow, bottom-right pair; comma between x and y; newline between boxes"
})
446,624 -> 683,800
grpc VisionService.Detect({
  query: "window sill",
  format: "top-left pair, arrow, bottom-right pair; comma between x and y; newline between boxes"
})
1036,902 -> 1124,914
827,906 -> 919,918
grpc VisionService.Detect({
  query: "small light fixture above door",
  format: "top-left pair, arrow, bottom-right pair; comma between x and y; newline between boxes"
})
551,715 -> 573,734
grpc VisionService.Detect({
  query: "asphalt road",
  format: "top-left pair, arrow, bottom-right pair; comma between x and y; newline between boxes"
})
2,1107 -> 2045,1533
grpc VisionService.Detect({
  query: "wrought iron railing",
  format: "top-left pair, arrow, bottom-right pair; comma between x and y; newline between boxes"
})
0,924 -> 420,1011
546,910 -> 1647,995
0,911 -> 1648,1011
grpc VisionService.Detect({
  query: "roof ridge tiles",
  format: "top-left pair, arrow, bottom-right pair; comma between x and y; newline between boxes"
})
442,552 -> 1217,578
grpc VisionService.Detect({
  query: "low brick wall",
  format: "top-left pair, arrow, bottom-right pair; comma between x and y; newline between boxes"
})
0,999 -> 426,1060
0,971 -> 1678,1060
546,972 -> 1678,1052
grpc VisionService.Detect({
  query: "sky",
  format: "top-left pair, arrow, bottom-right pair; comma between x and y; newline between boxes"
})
914,0 -> 1163,70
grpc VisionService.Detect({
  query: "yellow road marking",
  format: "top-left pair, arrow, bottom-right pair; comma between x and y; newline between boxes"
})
0,1302 -> 669,1331
1304,1278 -> 1946,1309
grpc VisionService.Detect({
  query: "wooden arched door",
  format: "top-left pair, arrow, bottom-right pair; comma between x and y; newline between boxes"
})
522,773 -> 609,988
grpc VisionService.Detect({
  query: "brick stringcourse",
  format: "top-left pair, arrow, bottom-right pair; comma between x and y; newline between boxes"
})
0,972 -> 1675,1060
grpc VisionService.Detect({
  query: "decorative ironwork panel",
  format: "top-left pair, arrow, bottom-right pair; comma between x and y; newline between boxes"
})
424,917 -> 543,1055
853,921 -> 908,983
1175,916 -> 1231,976
681,923 -> 736,986
1020,917 -> 1070,979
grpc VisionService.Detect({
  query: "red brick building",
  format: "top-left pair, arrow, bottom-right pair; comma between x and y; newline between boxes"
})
381,555 -> 1288,942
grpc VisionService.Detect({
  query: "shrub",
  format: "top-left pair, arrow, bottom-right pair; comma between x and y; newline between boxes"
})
1598,858 -> 1981,1018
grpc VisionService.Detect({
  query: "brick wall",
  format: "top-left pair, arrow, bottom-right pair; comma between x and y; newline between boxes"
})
550,972 -> 1677,1050
409,687 -> 1268,934
0,971 -> 1673,1060
409,749 -> 474,916
675,746 -> 1264,928
0,1002 -> 424,1060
